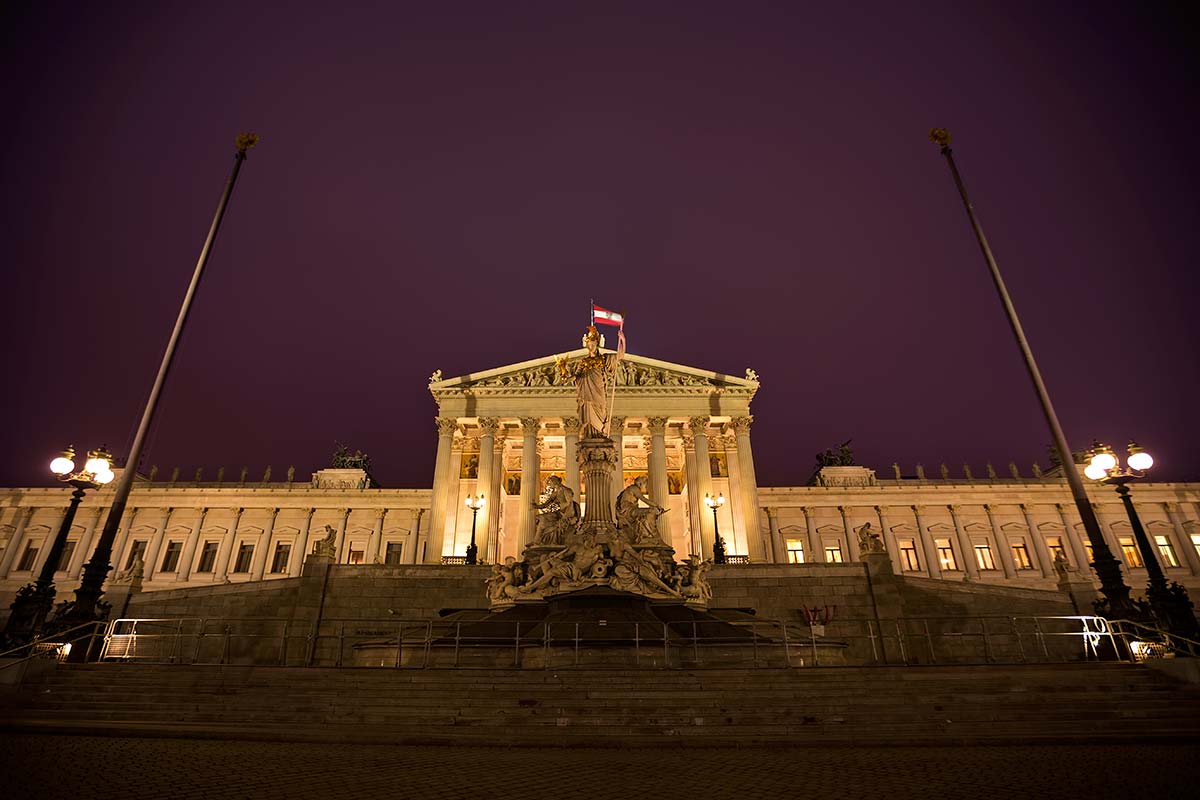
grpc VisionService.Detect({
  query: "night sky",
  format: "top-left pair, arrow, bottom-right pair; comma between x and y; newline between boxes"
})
2,2 -> 1197,489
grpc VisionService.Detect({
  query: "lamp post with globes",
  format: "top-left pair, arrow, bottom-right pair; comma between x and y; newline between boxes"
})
2,446 -> 114,642
705,493 -> 727,564
464,495 -> 485,565
1084,442 -> 1199,638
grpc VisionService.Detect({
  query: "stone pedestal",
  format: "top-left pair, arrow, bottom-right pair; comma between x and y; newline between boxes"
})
577,437 -> 619,539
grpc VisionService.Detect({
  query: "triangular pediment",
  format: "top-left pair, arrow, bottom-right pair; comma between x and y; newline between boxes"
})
430,350 -> 758,393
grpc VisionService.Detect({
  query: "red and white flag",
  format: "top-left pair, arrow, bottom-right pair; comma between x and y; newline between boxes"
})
592,304 -> 624,328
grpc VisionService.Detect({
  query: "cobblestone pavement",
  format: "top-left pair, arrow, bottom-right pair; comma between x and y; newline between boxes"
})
1,734 -> 1196,800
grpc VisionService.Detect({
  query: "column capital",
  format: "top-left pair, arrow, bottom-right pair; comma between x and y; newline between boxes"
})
722,432 -> 738,450
1055,502 -> 1069,513
478,417 -> 500,437
610,416 -> 627,433
911,504 -> 924,517
641,435 -> 653,451
519,416 -> 541,433
764,507 -> 778,518
230,507 -> 244,516
435,417 -> 459,436
336,507 -> 350,517
680,432 -> 695,450
947,504 -> 961,514
303,507 -> 316,520
266,507 -> 279,519
705,433 -> 722,450
687,416 -> 710,433
983,503 -> 996,514
837,505 -> 849,516
647,416 -> 668,435
562,416 -> 581,435
1019,503 -> 1032,513
875,505 -> 889,515
800,506 -> 814,519
375,508 -> 388,521
730,415 -> 753,433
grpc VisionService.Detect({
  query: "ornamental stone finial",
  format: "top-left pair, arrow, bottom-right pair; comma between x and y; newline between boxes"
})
744,368 -> 759,383
929,127 -> 952,149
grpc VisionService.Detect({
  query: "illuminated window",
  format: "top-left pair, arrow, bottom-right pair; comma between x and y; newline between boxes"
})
1083,541 -> 1094,563
125,540 -> 147,570
786,539 -> 804,564
17,544 -> 39,571
348,547 -> 365,565
974,544 -> 996,571
160,541 -> 182,572
1011,542 -> 1033,570
270,543 -> 291,573
1192,534 -> 1200,561
935,538 -> 957,570
384,542 -> 404,565
1119,537 -> 1142,568
899,539 -> 920,571
56,541 -> 76,571
1154,535 -> 1179,568
196,541 -> 219,573
1046,536 -> 1067,566
232,543 -> 254,573
824,543 -> 843,563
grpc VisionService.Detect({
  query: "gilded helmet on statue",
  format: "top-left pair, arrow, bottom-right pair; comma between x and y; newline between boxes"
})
582,325 -> 605,349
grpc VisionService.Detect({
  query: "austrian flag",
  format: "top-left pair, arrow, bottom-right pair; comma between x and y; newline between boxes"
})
592,305 -> 624,328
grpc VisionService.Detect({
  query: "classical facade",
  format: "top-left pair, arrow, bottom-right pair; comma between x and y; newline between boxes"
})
1,347 -> 1199,606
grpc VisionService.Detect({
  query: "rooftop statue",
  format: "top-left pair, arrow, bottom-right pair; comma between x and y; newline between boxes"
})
556,324 -> 626,438
815,439 -> 856,468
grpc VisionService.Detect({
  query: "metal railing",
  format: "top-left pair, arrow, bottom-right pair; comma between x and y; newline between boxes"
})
92,614 -> 1121,670
0,621 -> 107,680
1107,618 -> 1200,661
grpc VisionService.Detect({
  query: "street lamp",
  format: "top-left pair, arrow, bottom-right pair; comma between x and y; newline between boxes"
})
1085,441 -> 1198,638
3,446 -> 114,642
705,493 -> 727,564
464,494 -> 485,565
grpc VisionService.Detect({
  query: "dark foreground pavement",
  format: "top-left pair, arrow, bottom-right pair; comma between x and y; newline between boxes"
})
1,733 -> 1196,800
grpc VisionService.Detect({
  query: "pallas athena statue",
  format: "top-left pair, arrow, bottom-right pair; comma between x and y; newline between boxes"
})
557,323 -> 625,439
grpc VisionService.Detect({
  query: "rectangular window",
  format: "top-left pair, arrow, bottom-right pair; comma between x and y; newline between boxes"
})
974,544 -> 996,571
196,541 -> 219,573
824,544 -> 843,563
125,540 -> 147,570
17,544 -> 39,571
56,541 -> 77,572
1119,537 -> 1143,568
935,538 -> 957,571
270,543 -> 291,573
1046,536 -> 1068,566
899,539 -> 920,571
1011,542 -> 1033,570
160,541 -> 182,573
785,539 -> 804,564
1154,535 -> 1180,568
384,542 -> 404,565
1192,534 -> 1200,562
347,546 -> 365,565
232,543 -> 254,573
1083,541 -> 1094,564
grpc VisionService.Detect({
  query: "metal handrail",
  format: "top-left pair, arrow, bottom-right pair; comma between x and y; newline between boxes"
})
0,621 -> 106,672
1107,618 -> 1200,659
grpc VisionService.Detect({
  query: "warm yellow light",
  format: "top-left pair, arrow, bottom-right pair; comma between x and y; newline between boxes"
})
1123,453 -> 1152,472
717,493 -> 726,506
50,456 -> 75,475
95,469 -> 115,485
1084,463 -> 1107,481
1090,451 -> 1117,471
85,455 -> 110,474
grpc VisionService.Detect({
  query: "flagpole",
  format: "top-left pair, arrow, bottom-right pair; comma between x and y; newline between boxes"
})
929,127 -> 1132,616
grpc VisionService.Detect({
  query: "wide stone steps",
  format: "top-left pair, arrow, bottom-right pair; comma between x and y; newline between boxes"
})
6,662 -> 1199,745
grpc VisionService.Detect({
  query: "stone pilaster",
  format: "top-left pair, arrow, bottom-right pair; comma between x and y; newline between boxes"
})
142,508 -> 174,581
681,432 -> 702,557
111,509 -> 137,575
947,505 -> 979,580
366,508 -> 386,565
875,505 -> 898,563
250,508 -> 280,580
1055,503 -> 1091,570
837,506 -> 856,562
1020,504 -> 1054,578
407,508 -> 425,565
1165,502 -> 1200,576
610,416 -> 627,514
425,417 -> 459,563
68,507 -> 103,577
0,507 -> 35,577
912,505 -> 940,578
177,508 -> 208,581
487,436 -> 504,561
802,506 -> 822,563
722,433 -> 749,556
688,417 -> 716,558
983,504 -> 1018,578
730,416 -> 765,562
443,440 -> 466,558
212,507 -> 243,581
290,508 -> 316,576
332,507 -> 350,564
518,417 -> 541,551
765,507 -> 785,563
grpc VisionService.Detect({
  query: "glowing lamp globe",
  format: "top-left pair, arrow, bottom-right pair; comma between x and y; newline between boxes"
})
95,469 -> 115,485
85,454 -> 111,475
50,456 -> 75,475
1127,450 -> 1153,471
1084,463 -> 1108,481
1090,451 -> 1117,471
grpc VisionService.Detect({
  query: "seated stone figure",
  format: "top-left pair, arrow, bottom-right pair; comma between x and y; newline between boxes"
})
533,476 -> 579,545
522,534 -> 604,593
615,475 -> 666,543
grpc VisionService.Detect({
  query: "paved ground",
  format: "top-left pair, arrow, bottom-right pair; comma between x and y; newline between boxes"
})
1,734 -> 1197,800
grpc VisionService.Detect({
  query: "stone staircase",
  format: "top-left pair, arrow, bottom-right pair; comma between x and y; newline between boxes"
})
4,661 -> 1200,746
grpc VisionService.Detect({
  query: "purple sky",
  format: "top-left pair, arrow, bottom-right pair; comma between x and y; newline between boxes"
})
2,2 -> 1197,489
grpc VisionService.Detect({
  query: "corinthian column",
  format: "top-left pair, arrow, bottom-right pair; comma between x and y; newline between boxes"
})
1165,502 -> 1200,576
802,506 -> 822,563
142,508 -> 174,581
688,417 -> 716,557
365,508 -> 386,566
765,507 -> 784,563
517,417 -> 541,551
0,507 -> 35,577
1020,504 -> 1053,578
177,508 -> 208,581
838,506 -> 857,562
723,433 -> 748,555
948,505 -> 979,579
610,416 -> 627,513
563,417 -> 581,497
647,417 -> 671,540
876,506 -> 898,562
913,505 -> 940,578
1055,503 -> 1090,571
476,417 -> 499,562
681,432 -> 702,556
426,417 -> 459,563
291,508 -> 315,576
487,436 -> 504,561
984,504 -> 1017,578
730,416 -> 765,561
212,507 -> 243,581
